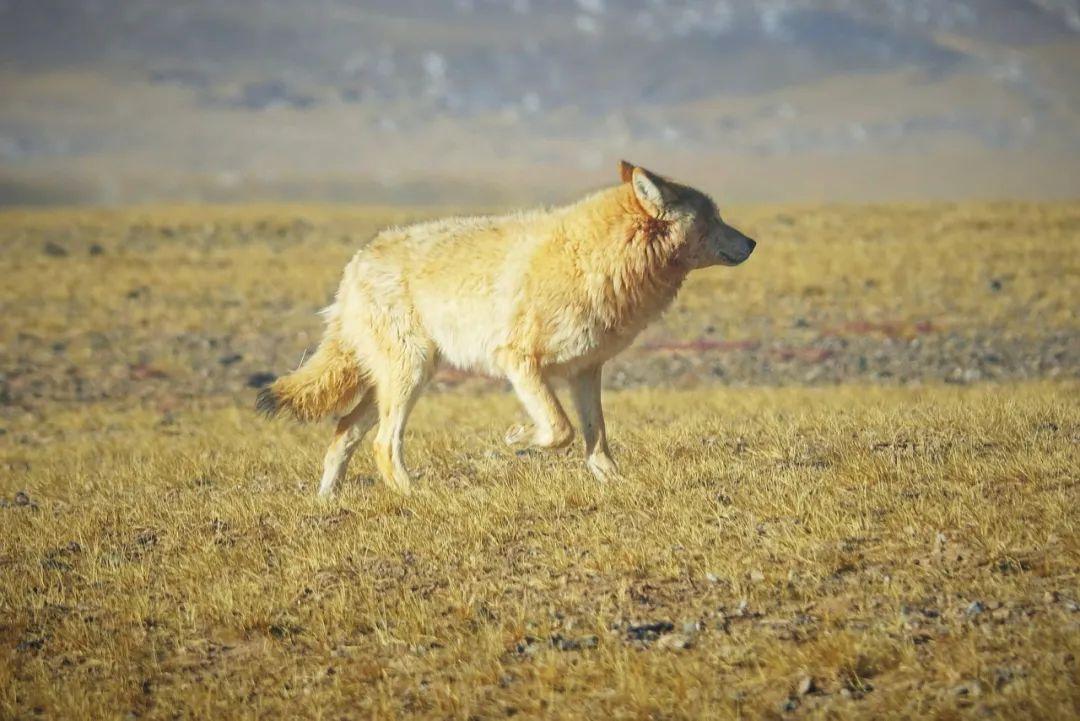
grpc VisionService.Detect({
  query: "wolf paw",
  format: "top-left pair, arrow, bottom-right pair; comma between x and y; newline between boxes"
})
587,455 -> 623,483
504,423 -> 533,446
386,474 -> 413,497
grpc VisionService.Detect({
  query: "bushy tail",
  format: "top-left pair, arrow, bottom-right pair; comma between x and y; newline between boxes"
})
256,332 -> 364,422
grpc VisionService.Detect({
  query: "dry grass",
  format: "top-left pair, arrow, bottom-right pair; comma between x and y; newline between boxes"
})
1,202 -> 1077,354
1,202 -> 1078,719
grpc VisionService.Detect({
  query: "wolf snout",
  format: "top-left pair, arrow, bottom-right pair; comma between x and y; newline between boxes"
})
726,227 -> 755,262
734,236 -> 756,263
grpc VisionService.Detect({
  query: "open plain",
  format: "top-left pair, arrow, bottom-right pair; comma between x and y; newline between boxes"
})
1,202 -> 1078,719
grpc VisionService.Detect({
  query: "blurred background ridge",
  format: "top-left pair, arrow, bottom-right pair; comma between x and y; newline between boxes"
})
1,0 -> 1078,206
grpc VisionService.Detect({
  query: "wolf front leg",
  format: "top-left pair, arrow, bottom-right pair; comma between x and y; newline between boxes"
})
497,351 -> 574,450
569,364 -> 623,482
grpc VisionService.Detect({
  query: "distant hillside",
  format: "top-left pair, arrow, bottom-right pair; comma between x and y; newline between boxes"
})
1,0 -> 1078,204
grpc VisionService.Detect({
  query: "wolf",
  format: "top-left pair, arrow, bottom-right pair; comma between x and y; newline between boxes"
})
258,161 -> 756,497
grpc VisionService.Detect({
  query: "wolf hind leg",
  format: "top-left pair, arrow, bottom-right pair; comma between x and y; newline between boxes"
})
318,387 -> 377,497
371,350 -> 435,497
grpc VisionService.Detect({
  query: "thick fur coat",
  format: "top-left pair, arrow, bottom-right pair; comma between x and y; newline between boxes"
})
259,162 -> 756,496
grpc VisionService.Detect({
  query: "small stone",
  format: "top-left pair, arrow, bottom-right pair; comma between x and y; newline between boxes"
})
735,599 -> 749,617
965,601 -> 985,616
705,572 -> 720,584
550,634 -> 598,652
16,636 -> 44,652
749,569 -> 766,583
953,680 -> 983,697
796,676 -> 816,696
14,491 -> 31,506
515,636 -> 541,656
577,635 -> 598,649
626,621 -> 674,641
657,633 -> 693,650
1043,591 -> 1059,604
43,241 -> 68,257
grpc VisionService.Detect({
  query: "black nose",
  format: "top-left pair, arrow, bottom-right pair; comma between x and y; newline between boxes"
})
747,239 -> 757,252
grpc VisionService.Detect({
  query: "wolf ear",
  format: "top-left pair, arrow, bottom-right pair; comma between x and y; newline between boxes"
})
630,166 -> 675,218
618,160 -> 635,183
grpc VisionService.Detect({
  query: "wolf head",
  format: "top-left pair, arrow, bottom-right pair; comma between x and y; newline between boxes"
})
619,160 -> 755,269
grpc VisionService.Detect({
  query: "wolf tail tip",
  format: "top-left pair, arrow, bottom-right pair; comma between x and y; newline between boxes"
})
255,386 -> 280,418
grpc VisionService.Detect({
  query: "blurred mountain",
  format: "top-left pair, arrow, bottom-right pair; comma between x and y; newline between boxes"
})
1,0 -> 1078,204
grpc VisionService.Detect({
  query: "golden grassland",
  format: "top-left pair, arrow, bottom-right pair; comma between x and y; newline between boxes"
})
1,202 -> 1078,719
2,386 -> 1078,719
1,201 -> 1077,344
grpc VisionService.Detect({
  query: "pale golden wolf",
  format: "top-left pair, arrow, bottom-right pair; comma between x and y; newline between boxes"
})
258,162 -> 756,496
